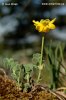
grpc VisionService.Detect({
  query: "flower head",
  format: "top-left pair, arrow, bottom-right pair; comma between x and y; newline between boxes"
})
32,18 -> 56,32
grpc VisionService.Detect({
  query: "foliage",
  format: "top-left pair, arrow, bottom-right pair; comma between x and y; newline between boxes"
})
0,52 -> 44,92
45,40 -> 65,89
0,40 -> 65,91
3,58 -> 21,85
21,63 -> 35,92
32,53 -> 41,65
0,56 -> 37,92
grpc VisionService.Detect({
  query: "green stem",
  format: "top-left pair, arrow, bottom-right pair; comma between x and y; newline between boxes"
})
27,74 -> 29,83
40,35 -> 44,65
37,70 -> 41,83
37,35 -> 44,83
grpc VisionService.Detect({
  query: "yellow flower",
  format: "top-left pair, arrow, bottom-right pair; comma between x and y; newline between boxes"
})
32,18 -> 56,32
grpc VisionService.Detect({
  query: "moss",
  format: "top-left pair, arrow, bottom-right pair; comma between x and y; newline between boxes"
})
0,75 -> 62,100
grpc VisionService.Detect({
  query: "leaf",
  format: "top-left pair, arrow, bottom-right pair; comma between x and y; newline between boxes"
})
2,58 -> 22,85
32,53 -> 41,65
23,64 -> 33,73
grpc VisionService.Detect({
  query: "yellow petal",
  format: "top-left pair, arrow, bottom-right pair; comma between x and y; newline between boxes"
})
36,24 -> 44,32
40,19 -> 45,24
32,20 -> 35,23
33,20 -> 40,25
43,26 -> 49,32
40,19 -> 50,26
49,23 -> 56,29
50,18 -> 56,24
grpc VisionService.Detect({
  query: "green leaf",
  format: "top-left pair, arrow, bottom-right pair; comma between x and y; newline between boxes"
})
32,53 -> 41,65
23,64 -> 33,73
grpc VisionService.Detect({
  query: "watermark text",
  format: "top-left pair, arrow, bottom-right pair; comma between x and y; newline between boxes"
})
42,3 -> 64,6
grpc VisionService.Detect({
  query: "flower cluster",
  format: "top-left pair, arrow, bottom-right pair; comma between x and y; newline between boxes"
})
33,18 -> 56,32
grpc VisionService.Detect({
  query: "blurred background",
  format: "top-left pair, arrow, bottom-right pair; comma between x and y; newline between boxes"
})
0,0 -> 66,86
0,0 -> 66,55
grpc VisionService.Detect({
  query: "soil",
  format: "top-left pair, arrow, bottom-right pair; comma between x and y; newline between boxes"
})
0,75 -> 65,100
